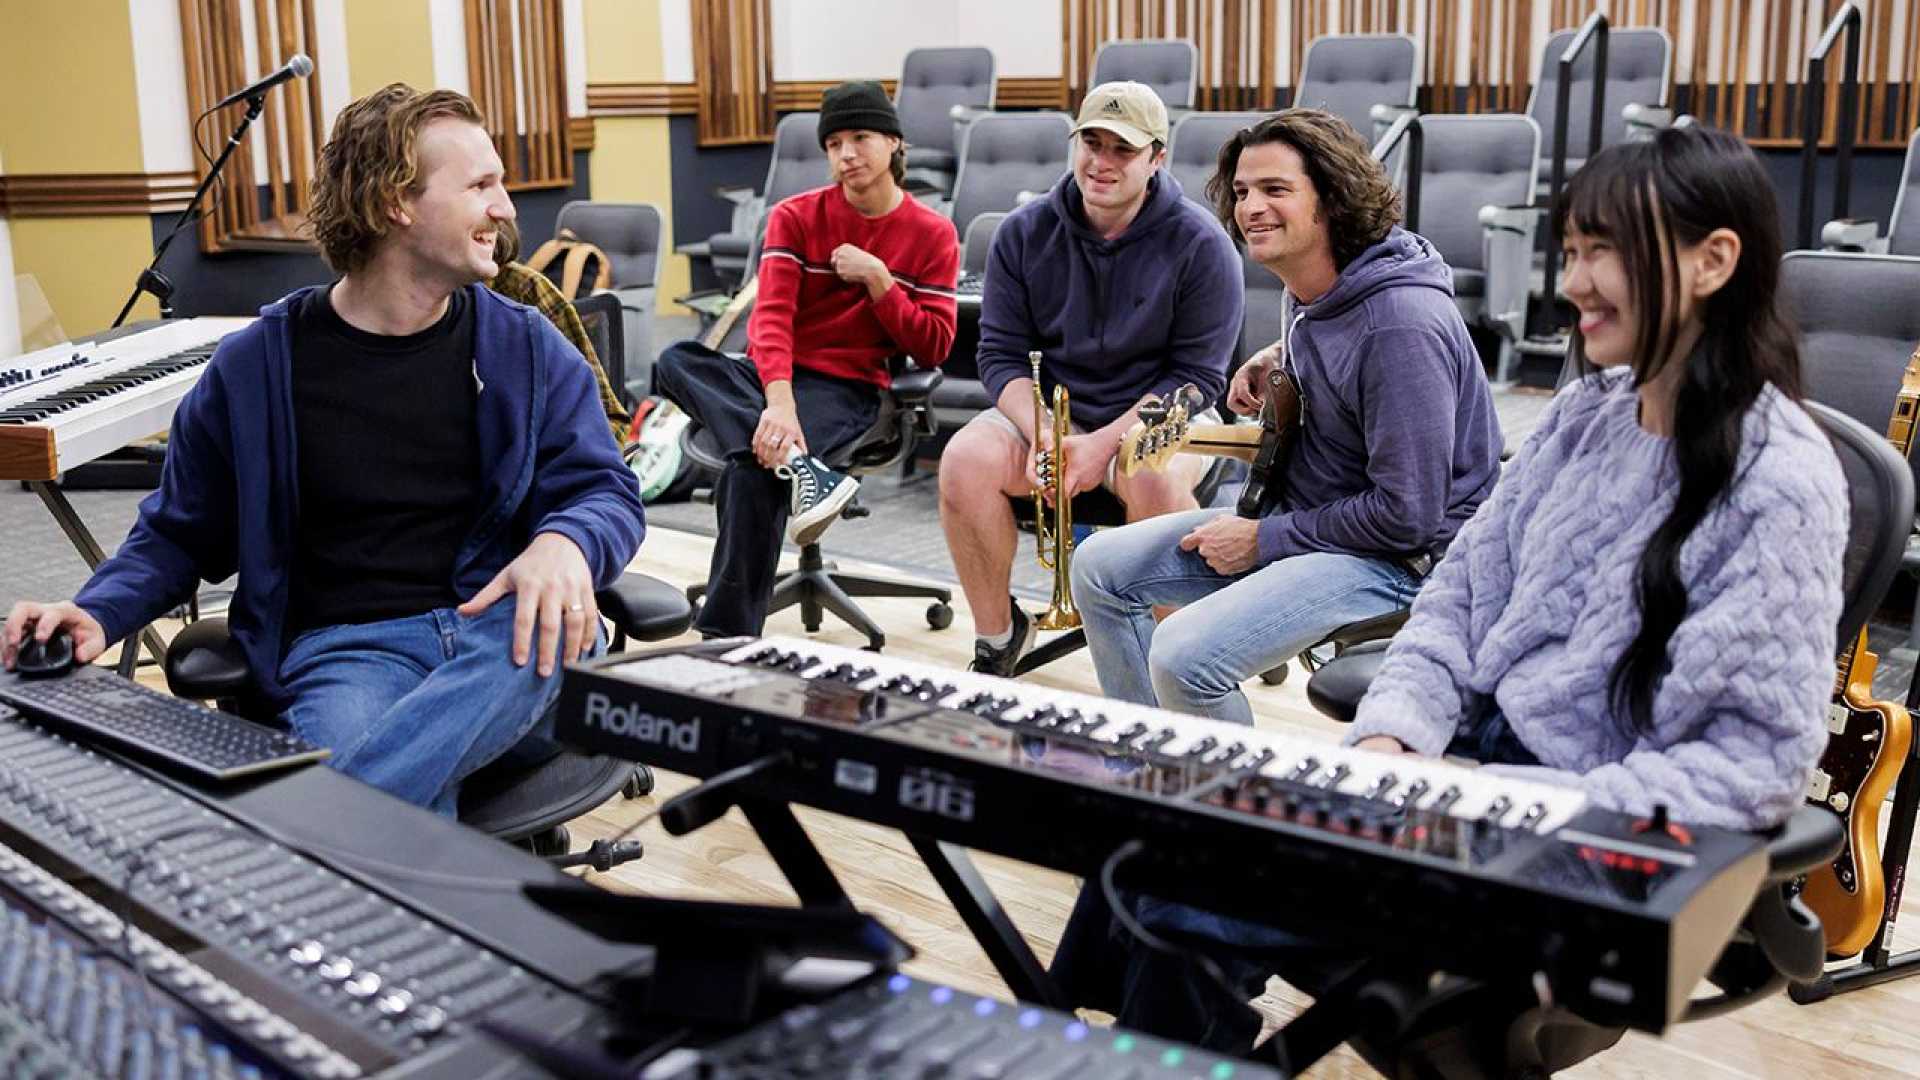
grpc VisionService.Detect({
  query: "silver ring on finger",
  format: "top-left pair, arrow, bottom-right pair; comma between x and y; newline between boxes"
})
567,602 -> 584,613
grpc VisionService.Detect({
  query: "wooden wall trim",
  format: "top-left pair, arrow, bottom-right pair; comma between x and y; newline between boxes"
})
586,81 -> 702,115
0,172 -> 199,218
587,77 -> 1070,119
567,116 -> 596,150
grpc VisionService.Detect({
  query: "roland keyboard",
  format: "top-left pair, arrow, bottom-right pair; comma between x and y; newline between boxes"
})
0,317 -> 252,480
558,636 -> 1773,1034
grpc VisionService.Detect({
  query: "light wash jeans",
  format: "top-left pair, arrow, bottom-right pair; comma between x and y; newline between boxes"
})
1071,508 -> 1422,725
278,601 -> 598,816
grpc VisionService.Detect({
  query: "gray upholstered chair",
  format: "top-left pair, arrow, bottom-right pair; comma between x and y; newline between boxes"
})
1823,128 -> 1920,256
554,200 -> 664,401
678,112 -> 828,292
1410,114 -> 1541,381
1166,111 -> 1268,209
896,46 -> 996,197
1294,33 -> 1418,140
947,112 -> 1073,239
1091,38 -> 1198,117
1528,27 -> 1672,202
1782,250 -> 1920,649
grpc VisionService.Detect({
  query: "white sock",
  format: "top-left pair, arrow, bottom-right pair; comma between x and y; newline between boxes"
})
979,625 -> 1014,649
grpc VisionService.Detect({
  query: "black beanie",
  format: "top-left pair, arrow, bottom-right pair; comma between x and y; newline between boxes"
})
818,81 -> 901,147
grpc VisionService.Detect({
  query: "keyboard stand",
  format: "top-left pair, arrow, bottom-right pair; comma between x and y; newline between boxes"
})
661,763 -> 1071,1008
27,478 -> 169,676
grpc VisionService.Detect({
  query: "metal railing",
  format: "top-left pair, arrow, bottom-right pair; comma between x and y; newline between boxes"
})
1541,10 -> 1609,330
1798,2 -> 1863,250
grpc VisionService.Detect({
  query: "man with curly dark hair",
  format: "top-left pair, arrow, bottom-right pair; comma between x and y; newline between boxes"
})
1065,107 -> 1502,726
3,84 -> 645,815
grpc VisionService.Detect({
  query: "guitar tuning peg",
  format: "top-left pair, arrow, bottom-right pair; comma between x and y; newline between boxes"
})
1137,397 -> 1168,426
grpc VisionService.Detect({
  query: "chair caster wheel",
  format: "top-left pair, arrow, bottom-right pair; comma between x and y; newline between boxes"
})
622,765 -> 655,799
927,602 -> 954,630
1259,663 -> 1288,686
529,824 -> 570,857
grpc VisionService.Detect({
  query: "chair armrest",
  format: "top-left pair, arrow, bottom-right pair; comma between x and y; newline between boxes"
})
164,617 -> 254,701
889,357 -> 944,403
1302,642 -> 1389,724
707,232 -> 754,259
1369,103 -> 1419,142
1480,204 -> 1542,344
596,572 -> 695,642
714,185 -> 756,206
949,104 -> 992,125
1761,804 -> 1845,884
1622,102 -> 1674,140
1822,217 -> 1885,252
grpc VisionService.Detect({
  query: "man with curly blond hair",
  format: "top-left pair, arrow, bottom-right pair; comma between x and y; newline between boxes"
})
1064,108 -> 1502,727
3,84 -> 644,815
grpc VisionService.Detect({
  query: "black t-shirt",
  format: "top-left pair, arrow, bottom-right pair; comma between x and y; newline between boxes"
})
285,284 -> 482,634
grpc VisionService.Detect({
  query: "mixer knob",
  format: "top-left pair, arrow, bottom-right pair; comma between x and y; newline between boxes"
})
288,940 -> 325,967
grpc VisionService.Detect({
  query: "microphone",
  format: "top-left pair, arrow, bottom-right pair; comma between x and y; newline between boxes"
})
211,54 -> 313,110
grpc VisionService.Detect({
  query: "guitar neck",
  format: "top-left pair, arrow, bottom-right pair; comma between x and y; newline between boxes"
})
1175,423 -> 1266,463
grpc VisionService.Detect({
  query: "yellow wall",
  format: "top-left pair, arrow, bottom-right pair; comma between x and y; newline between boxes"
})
343,1 -> 439,97
586,0 -> 664,83
9,217 -> 160,335
0,1 -> 153,335
583,0 -> 686,311
0,0 -> 142,173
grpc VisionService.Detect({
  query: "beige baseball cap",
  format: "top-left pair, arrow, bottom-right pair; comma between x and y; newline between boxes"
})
1072,81 -> 1169,148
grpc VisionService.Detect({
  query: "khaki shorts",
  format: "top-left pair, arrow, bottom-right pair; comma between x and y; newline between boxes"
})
968,404 -> 1222,490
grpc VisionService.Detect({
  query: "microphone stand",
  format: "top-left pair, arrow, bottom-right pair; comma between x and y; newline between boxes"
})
110,94 -> 267,329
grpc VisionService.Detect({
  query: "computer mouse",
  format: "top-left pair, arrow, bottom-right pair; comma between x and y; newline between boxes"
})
14,630 -> 76,679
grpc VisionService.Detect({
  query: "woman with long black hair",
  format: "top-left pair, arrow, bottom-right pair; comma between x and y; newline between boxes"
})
1347,122 -> 1843,831
1050,123 -> 1850,1058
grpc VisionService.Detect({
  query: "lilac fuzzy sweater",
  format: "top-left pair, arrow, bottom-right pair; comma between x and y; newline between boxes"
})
1347,368 -> 1847,830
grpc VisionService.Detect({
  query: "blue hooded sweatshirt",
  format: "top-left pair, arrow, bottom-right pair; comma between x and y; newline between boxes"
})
74,284 -> 646,708
976,169 -> 1243,429
1258,226 -> 1502,564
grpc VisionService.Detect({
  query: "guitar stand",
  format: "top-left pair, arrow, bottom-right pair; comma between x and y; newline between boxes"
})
1790,681 -> 1920,1001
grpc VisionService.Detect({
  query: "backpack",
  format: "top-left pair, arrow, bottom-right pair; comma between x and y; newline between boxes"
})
524,228 -> 613,300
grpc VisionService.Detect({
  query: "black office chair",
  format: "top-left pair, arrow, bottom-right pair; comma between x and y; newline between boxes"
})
681,354 -> 954,652
1293,399 -> 1906,1072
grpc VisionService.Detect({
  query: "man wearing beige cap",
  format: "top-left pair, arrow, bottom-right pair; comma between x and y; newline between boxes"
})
938,80 -> 1243,675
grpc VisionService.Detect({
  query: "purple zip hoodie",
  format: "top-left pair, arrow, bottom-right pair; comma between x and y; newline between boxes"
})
975,170 -> 1243,429
1257,226 -> 1502,564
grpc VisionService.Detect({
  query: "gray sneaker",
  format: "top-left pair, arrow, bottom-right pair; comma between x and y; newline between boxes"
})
778,455 -> 861,546
968,602 -> 1035,677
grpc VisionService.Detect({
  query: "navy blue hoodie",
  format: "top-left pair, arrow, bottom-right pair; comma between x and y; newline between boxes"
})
976,170 -> 1243,429
1258,227 -> 1502,563
74,285 -> 647,708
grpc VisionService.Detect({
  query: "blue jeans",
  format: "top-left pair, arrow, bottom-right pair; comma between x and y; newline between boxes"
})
277,602 -> 598,816
1071,508 -> 1423,725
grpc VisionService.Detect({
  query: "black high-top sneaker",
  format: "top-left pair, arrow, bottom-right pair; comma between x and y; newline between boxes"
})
777,454 -> 861,546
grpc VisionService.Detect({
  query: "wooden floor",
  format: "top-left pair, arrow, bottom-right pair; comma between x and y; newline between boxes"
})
161,522 -> 1906,1077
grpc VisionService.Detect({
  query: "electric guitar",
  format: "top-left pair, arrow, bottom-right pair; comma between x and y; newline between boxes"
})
1801,344 -> 1920,957
1118,364 -> 1303,519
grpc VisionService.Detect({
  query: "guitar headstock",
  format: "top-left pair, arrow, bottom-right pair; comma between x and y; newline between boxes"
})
1118,384 -> 1203,476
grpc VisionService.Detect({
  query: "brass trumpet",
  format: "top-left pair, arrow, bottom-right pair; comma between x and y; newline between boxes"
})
1029,350 -> 1080,630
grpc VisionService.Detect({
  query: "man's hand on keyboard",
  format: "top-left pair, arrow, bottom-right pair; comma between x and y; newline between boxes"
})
3,602 -> 107,670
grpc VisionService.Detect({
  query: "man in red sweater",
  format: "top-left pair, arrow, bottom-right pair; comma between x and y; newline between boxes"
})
654,81 -> 960,637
